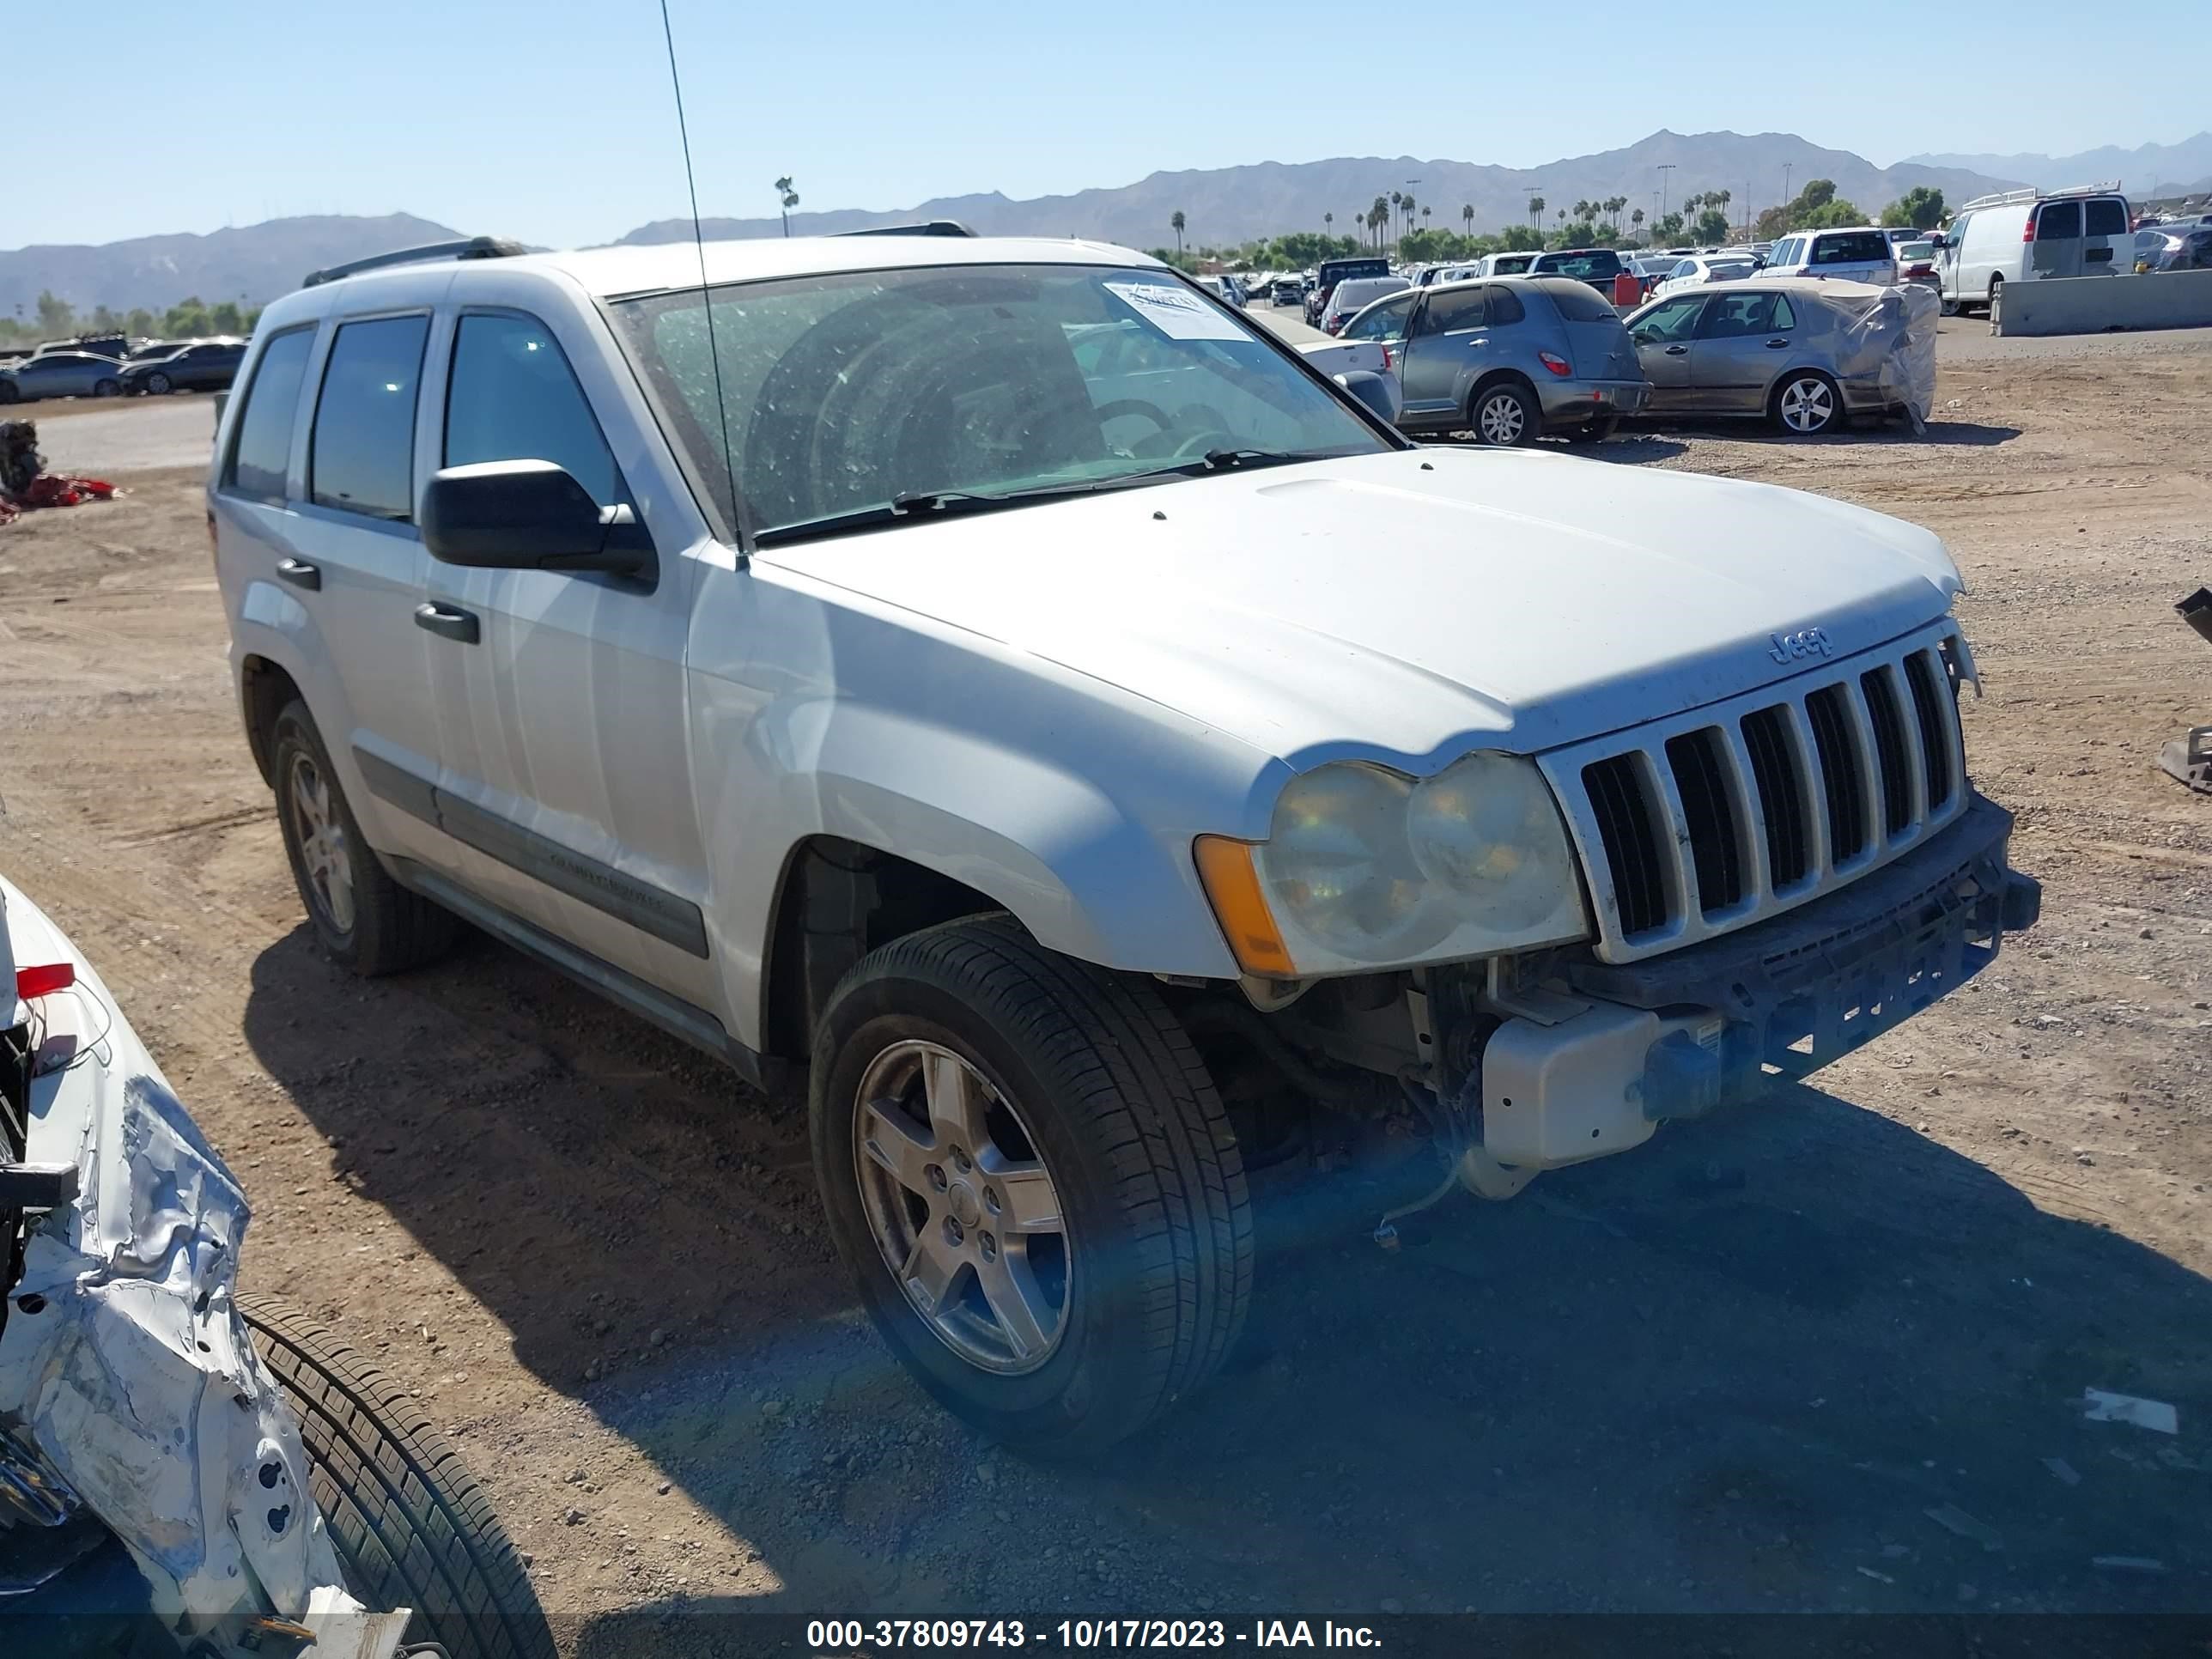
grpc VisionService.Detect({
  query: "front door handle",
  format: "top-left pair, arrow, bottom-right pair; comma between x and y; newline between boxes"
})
1765,337 -> 1790,348
1663,344 -> 1688,356
413,602 -> 479,645
275,557 -> 320,591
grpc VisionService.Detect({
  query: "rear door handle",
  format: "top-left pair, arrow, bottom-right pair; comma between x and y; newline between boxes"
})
1663,344 -> 1688,356
1765,337 -> 1790,348
275,557 -> 320,591
413,602 -> 479,645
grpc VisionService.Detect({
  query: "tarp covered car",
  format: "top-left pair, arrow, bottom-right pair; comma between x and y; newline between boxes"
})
1626,277 -> 1938,434
0,874 -> 551,1659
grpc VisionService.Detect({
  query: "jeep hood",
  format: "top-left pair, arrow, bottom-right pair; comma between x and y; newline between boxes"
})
762,446 -> 1961,770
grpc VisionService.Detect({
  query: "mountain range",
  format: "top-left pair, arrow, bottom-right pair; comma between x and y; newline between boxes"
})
6,129 -> 2208,319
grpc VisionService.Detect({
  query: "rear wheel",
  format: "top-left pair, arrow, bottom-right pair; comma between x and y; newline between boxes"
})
144,371 -> 173,395
1770,371 -> 1840,436
271,699 -> 456,975
811,917 -> 1252,1456
241,1296 -> 556,1659
92,379 -> 120,398
1468,380 -> 1537,447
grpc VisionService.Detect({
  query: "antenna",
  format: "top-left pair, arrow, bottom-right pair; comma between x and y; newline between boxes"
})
657,0 -> 741,553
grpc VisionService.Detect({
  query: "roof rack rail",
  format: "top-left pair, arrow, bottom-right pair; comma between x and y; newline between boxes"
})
834,221 -> 976,239
1957,180 -> 2124,215
303,235 -> 527,289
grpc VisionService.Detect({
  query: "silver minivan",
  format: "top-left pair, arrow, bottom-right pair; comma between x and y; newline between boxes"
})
1338,276 -> 1649,444
1937,185 -> 2132,316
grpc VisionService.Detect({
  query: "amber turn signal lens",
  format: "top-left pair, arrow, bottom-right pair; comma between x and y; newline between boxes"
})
1193,836 -> 1297,978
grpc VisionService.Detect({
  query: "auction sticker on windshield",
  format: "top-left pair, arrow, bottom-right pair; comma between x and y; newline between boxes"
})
1103,281 -> 1248,341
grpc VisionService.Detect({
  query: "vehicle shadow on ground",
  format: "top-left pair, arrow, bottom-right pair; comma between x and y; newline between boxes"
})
242,931 -> 2212,1643
1623,418 -> 2022,449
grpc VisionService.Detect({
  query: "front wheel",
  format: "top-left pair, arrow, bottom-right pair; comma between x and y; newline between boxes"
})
1770,371 -> 1840,436
1469,380 -> 1538,447
92,379 -> 120,398
144,371 -> 173,395
811,917 -> 1252,1456
240,1296 -> 556,1659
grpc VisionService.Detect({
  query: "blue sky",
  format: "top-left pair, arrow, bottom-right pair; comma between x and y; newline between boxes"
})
14,0 -> 2205,251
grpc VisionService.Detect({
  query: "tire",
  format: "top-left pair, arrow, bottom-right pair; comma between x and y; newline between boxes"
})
0,380 -> 17,404
145,371 -> 173,395
1569,414 -> 1620,443
93,379 -> 120,398
271,699 -> 456,975
1939,295 -> 1959,318
240,1296 -> 556,1659
811,916 -> 1253,1456
1769,370 -> 1841,437
1468,380 -> 1538,447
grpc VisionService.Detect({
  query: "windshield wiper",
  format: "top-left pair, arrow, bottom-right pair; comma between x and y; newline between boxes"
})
1118,448 -> 1332,484
752,481 -> 1146,549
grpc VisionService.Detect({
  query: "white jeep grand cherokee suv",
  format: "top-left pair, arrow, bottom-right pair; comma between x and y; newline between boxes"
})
211,231 -> 2038,1453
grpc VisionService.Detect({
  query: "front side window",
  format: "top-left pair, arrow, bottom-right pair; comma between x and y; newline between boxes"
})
311,315 -> 429,520
2037,201 -> 2081,240
613,264 -> 1392,544
226,325 -> 317,503
1698,293 -> 1778,338
1632,295 -> 1705,343
1342,293 -> 1415,342
444,313 -> 623,506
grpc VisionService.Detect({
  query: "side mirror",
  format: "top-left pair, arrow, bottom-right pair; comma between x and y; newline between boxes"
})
1334,369 -> 1402,425
421,459 -> 655,580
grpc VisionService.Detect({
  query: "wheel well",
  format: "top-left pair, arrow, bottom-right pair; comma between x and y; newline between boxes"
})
1468,368 -> 1534,410
240,656 -> 303,786
762,836 -> 1005,1061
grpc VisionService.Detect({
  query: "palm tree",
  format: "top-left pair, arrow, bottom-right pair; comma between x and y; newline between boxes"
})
1606,195 -> 1625,230
1528,194 -> 1545,230
1421,205 -> 1431,231
1401,195 -> 1416,241
774,175 -> 799,237
1573,199 -> 1591,224
1370,195 -> 1390,251
1462,203 -> 1474,239
1323,210 -> 1334,246
1715,188 -> 1732,231
1170,210 -> 1186,256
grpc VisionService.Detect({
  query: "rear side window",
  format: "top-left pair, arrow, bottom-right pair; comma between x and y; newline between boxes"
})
1417,288 -> 1486,334
225,326 -> 316,503
2084,198 -> 2128,238
1486,286 -> 1527,325
445,313 -> 623,506
311,315 -> 429,521
2037,201 -> 2081,240
1541,281 -> 1617,323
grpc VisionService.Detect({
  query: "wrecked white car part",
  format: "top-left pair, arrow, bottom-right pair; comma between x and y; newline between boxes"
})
0,874 -> 405,1657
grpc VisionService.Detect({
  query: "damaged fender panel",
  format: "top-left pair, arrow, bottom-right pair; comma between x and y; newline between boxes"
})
0,876 -> 356,1637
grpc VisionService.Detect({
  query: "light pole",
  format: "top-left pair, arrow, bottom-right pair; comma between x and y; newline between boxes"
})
1656,163 -> 1675,227
1783,163 -> 1794,216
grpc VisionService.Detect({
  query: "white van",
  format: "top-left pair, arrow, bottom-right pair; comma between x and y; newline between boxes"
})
1936,185 -> 2132,316
1759,227 -> 1897,285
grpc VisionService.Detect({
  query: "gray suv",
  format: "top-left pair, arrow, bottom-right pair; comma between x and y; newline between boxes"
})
1337,276 -> 1650,444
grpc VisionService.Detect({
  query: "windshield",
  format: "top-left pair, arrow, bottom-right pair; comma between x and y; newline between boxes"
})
612,263 -> 1390,542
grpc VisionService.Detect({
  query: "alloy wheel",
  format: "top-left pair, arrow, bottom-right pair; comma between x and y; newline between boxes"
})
288,754 -> 356,934
852,1039 -> 1070,1374
1477,391 -> 1525,445
1778,377 -> 1834,434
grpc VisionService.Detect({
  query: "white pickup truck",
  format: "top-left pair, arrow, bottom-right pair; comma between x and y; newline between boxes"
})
211,233 -> 2037,1455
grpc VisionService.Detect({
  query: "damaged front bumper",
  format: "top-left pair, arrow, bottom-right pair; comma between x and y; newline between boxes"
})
1464,794 -> 2037,1171
0,876 -> 407,1657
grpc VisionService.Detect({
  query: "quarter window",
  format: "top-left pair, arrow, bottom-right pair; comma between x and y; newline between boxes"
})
1485,285 -> 1527,325
310,316 -> 429,521
445,313 -> 623,506
225,326 -> 316,503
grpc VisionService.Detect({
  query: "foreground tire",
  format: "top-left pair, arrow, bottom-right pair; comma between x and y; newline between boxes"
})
240,1296 -> 556,1659
811,917 -> 1253,1456
1770,371 -> 1840,436
0,380 -> 18,404
93,378 -> 120,398
271,699 -> 456,975
1469,380 -> 1537,446
145,371 -> 173,395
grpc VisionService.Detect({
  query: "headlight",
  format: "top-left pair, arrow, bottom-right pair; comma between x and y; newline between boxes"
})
1197,753 -> 1589,977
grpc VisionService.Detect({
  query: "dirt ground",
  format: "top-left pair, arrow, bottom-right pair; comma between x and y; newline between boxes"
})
3,332 -> 2209,1651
